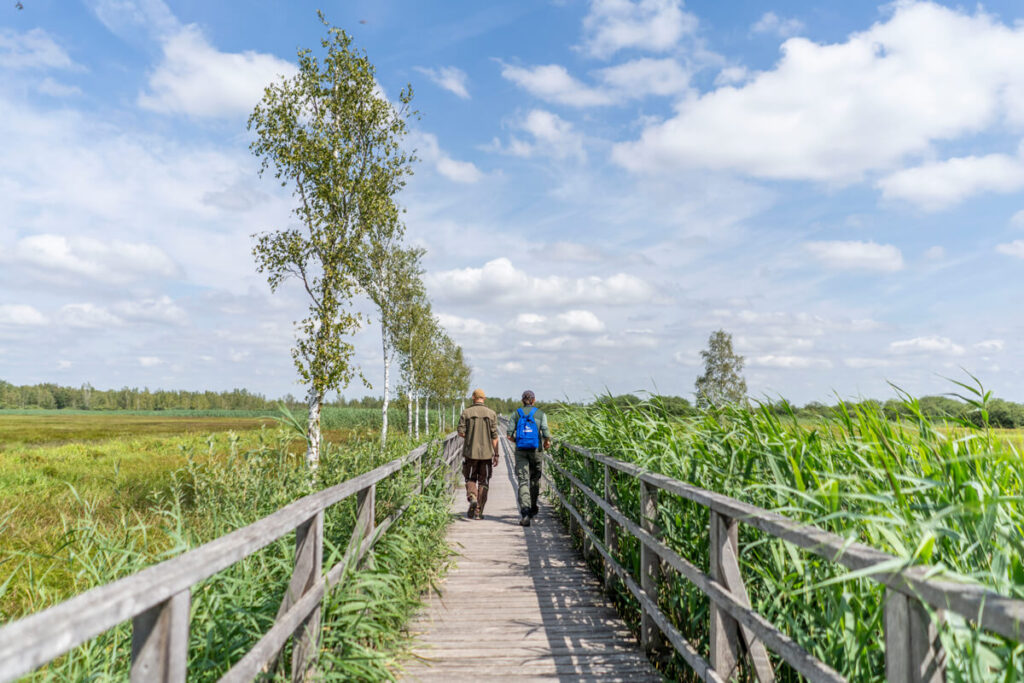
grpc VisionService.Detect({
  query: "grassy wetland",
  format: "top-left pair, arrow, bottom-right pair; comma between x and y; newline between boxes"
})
0,409 -> 455,680
552,382 -> 1024,681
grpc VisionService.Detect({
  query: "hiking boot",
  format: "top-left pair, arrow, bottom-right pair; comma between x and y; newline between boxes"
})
519,514 -> 531,527
467,492 -> 477,519
475,507 -> 483,520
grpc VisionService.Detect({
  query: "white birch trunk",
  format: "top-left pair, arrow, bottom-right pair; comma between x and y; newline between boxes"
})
407,388 -> 412,437
381,332 -> 390,447
415,388 -> 420,439
426,395 -> 430,434
306,386 -> 322,471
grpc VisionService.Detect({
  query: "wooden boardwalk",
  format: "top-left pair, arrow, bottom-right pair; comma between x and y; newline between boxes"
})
400,438 -> 661,682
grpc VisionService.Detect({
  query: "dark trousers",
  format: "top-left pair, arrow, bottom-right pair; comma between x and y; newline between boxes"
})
463,458 -> 493,510
514,448 -> 542,513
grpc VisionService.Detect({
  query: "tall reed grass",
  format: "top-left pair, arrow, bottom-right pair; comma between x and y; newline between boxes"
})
2,427 -> 454,681
552,381 -> 1024,681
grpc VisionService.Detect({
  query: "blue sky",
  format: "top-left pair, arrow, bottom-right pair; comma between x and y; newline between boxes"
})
2,0 -> 1024,404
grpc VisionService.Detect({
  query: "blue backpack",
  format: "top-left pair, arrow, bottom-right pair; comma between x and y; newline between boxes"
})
515,407 -> 540,449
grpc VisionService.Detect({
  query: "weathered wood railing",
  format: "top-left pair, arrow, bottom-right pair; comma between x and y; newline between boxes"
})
544,442 -> 1024,682
0,432 -> 463,682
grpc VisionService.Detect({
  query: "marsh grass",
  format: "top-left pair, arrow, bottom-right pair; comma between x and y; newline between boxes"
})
551,382 -> 1024,681
2,425 -> 454,681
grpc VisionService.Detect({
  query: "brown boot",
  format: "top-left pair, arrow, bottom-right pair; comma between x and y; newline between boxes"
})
466,482 -> 478,518
476,484 -> 488,519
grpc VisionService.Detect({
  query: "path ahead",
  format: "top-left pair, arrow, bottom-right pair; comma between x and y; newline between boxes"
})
401,438 -> 661,682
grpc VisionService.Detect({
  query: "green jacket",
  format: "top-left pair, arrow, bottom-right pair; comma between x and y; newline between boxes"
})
507,405 -> 550,450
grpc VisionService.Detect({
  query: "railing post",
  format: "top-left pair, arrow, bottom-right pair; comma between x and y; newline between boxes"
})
290,511 -> 324,682
603,463 -> 619,592
581,457 -> 595,563
710,510 -> 741,679
640,480 -> 663,653
130,589 -> 190,683
356,483 -> 376,551
885,589 -> 946,683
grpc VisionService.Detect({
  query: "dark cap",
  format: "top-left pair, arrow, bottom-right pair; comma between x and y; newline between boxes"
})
521,390 -> 536,403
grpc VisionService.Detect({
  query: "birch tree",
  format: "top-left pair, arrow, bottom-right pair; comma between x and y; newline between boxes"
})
359,241 -> 424,446
248,15 -> 414,469
694,329 -> 747,409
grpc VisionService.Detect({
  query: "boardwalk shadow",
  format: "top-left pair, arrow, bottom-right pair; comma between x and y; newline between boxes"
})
501,444 -> 658,682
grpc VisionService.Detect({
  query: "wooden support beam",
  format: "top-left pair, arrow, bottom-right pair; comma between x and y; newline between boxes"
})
290,511 -> 324,682
719,538 -> 774,682
603,463 -> 619,593
710,511 -> 742,680
130,589 -> 190,683
640,480 -> 664,653
885,589 -> 946,683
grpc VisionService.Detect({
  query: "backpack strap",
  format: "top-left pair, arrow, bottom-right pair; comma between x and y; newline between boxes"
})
517,407 -> 526,419
526,407 -> 537,419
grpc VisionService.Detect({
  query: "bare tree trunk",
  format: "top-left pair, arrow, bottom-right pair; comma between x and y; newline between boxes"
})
407,388 -> 412,437
415,388 -> 420,440
425,395 -> 430,434
306,385 -> 322,471
381,332 -> 390,447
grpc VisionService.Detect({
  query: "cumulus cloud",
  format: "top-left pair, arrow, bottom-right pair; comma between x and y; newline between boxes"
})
0,28 -> 77,70
878,153 -> 1024,210
804,240 -> 903,272
889,336 -> 965,355
4,235 -> 178,285
436,313 -> 501,339
112,296 -> 187,325
0,304 -> 47,326
411,131 -> 483,183
499,58 -> 689,107
494,110 -> 586,161
996,240 -> 1024,258
138,25 -> 296,118
512,310 -> 606,335
414,66 -> 470,99
975,339 -> 1004,352
59,303 -> 123,328
580,0 -> 697,58
138,356 -> 164,367
751,12 -> 805,38
613,2 -> 1024,183
428,258 -> 657,307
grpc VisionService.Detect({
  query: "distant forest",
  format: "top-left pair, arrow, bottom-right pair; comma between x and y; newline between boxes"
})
3,380 -> 1023,428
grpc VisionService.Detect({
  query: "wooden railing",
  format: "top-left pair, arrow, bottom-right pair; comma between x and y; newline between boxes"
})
544,442 -> 1024,683
0,432 -> 463,683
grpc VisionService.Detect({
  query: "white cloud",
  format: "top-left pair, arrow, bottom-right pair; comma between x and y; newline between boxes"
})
580,0 -> 697,59
138,356 -> 164,367
513,310 -> 606,335
88,0 -> 180,40
878,153 -> 1024,210
112,296 -> 187,325
497,110 -> 586,161
5,235 -> 178,285
750,354 -> 832,369
1011,210 -> 1024,228
923,246 -> 945,260
714,65 -> 750,86
613,3 -> 1024,183
412,131 -> 483,183
500,361 -> 525,373
597,57 -> 690,97
500,58 -> 689,107
843,357 -> 895,369
889,336 -> 965,355
0,28 -> 76,70
996,240 -> 1024,258
56,360 -> 72,370
37,77 -> 83,97
415,66 -> 470,99
974,339 -> 1004,352
0,304 -> 47,326
138,25 -> 296,118
804,240 -> 903,272
751,12 -> 805,38
428,258 -> 657,307
499,63 -> 615,107
59,303 -> 123,328
436,313 -> 501,338
532,242 -> 605,263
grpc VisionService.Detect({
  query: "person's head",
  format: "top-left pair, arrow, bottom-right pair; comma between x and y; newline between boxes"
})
471,388 -> 486,404
521,390 -> 536,406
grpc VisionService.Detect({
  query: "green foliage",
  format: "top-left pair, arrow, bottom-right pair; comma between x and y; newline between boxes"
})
694,329 -> 747,409
551,386 -> 1024,681
4,430 -> 454,681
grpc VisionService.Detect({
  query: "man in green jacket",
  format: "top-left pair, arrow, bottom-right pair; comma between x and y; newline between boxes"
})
507,390 -> 551,527
457,388 -> 499,520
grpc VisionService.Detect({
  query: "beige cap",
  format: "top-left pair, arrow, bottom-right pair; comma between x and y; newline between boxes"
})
471,388 -> 486,401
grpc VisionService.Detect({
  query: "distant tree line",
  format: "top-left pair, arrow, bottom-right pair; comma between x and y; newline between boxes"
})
0,380 -> 286,411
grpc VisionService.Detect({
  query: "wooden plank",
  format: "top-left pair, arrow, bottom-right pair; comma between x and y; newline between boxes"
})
559,443 -> 1024,642
290,511 -> 324,681
710,511 -> 741,679
640,480 -> 662,653
604,463 -> 619,593
720,538 -> 774,682
129,589 -> 189,683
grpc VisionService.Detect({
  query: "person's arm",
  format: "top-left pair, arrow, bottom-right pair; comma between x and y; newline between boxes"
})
490,415 -> 500,465
506,410 -> 517,442
539,411 -> 551,451
457,411 -> 466,438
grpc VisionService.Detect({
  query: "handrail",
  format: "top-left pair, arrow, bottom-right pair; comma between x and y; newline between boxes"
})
545,440 -> 1024,683
0,432 -> 464,683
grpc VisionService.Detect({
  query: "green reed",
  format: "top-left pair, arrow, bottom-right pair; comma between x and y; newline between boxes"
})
551,381 -> 1024,681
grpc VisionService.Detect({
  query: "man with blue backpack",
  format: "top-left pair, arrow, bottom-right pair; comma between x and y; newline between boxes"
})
507,390 -> 552,527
